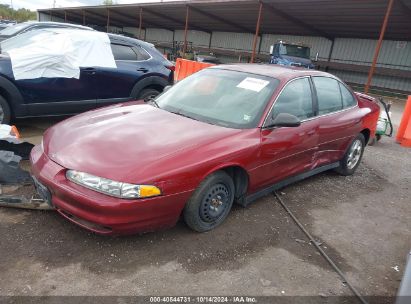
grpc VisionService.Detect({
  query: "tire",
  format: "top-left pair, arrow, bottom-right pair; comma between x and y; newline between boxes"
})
0,96 -> 11,125
335,133 -> 365,176
137,88 -> 161,102
184,171 -> 235,232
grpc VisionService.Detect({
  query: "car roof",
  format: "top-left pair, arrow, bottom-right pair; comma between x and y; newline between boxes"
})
108,33 -> 155,49
210,64 -> 336,81
21,21 -> 93,30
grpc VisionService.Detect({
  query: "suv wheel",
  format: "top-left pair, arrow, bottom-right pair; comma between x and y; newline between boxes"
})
335,133 -> 365,176
0,96 -> 11,125
184,171 -> 235,232
138,88 -> 161,102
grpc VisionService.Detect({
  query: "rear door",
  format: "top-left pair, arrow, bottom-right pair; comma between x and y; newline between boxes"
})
94,42 -> 151,106
312,76 -> 360,164
255,77 -> 320,188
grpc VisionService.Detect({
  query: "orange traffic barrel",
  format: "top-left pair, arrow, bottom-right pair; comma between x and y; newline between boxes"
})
396,96 -> 411,147
174,58 -> 215,82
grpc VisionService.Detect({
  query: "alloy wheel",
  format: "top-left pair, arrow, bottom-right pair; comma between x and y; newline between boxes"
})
347,139 -> 363,169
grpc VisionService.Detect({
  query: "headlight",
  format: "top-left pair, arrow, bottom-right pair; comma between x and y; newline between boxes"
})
66,170 -> 161,199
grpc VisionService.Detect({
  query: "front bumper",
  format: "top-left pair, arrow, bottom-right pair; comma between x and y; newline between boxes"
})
30,145 -> 192,235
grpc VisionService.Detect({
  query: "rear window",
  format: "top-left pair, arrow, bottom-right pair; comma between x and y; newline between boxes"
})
339,83 -> 357,108
111,44 -> 138,61
313,77 -> 343,115
134,47 -> 151,60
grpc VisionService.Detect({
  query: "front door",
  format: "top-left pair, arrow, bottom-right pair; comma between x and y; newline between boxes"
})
255,77 -> 320,188
17,68 -> 97,116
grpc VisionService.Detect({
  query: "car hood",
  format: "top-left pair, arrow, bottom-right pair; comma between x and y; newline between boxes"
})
44,103 -> 243,183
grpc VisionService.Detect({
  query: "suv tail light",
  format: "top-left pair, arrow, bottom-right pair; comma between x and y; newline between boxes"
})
166,65 -> 175,71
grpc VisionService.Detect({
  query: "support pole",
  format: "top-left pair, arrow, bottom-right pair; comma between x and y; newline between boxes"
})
64,10 -> 67,23
182,5 -> 189,58
139,7 -> 143,40
251,1 -> 263,63
364,0 -> 395,94
106,8 -> 110,33
50,10 -> 53,22
83,10 -> 86,26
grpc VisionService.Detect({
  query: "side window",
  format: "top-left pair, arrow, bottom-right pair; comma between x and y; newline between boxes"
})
134,47 -> 151,61
111,44 -> 138,61
271,78 -> 314,120
313,77 -> 343,115
339,82 -> 356,108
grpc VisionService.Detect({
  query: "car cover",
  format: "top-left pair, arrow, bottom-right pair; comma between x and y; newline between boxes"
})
4,29 -> 117,80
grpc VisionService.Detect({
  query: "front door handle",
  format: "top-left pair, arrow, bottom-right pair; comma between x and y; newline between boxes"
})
83,68 -> 96,75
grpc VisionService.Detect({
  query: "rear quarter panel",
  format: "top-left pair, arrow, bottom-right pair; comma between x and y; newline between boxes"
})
355,92 -> 380,140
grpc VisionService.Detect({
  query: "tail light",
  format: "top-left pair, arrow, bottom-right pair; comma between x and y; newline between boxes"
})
166,65 -> 175,71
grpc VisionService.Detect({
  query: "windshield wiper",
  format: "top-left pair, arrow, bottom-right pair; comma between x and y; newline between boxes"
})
147,97 -> 160,108
169,110 -> 200,121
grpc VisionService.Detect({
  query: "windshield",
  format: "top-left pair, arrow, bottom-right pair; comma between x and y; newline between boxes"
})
0,23 -> 30,36
0,29 -> 57,53
156,69 -> 279,129
279,44 -> 310,59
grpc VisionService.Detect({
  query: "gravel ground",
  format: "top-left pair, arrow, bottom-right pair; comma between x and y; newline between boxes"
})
0,101 -> 410,301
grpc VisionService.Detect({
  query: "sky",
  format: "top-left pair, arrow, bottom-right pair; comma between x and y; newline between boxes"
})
0,0 -> 175,11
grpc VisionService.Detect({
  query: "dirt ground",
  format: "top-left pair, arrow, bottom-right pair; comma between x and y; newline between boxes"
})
0,100 -> 410,301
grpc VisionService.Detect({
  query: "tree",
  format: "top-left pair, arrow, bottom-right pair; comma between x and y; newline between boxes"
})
0,4 -> 36,22
102,0 -> 117,5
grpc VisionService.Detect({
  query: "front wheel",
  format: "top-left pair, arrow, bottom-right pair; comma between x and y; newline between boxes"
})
184,171 -> 235,232
335,133 -> 365,176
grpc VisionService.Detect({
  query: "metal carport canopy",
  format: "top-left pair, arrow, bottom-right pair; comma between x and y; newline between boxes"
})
39,0 -> 411,41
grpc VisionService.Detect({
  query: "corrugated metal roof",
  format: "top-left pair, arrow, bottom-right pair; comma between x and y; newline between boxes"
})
39,0 -> 411,40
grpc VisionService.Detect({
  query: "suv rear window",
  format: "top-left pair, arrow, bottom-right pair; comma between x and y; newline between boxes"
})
111,44 -> 138,61
111,44 -> 151,61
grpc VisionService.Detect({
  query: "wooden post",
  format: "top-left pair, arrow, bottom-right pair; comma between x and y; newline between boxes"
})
364,0 -> 395,94
139,7 -> 143,40
83,10 -> 86,26
106,8 -> 110,33
182,5 -> 189,58
251,2 -> 263,63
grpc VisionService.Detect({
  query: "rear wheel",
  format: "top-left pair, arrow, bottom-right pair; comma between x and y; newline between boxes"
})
335,133 -> 365,176
184,171 -> 235,232
0,96 -> 11,125
138,88 -> 161,102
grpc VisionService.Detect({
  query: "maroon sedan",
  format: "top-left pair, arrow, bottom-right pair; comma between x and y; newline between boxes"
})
30,64 -> 380,235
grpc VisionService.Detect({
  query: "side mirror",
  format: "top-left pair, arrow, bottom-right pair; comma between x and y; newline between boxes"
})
314,52 -> 319,62
163,85 -> 172,93
267,113 -> 301,128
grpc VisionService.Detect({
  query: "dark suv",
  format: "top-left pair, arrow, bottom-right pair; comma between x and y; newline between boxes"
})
0,31 -> 174,124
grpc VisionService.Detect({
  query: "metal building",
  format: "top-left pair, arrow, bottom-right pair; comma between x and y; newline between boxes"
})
38,0 -> 411,97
